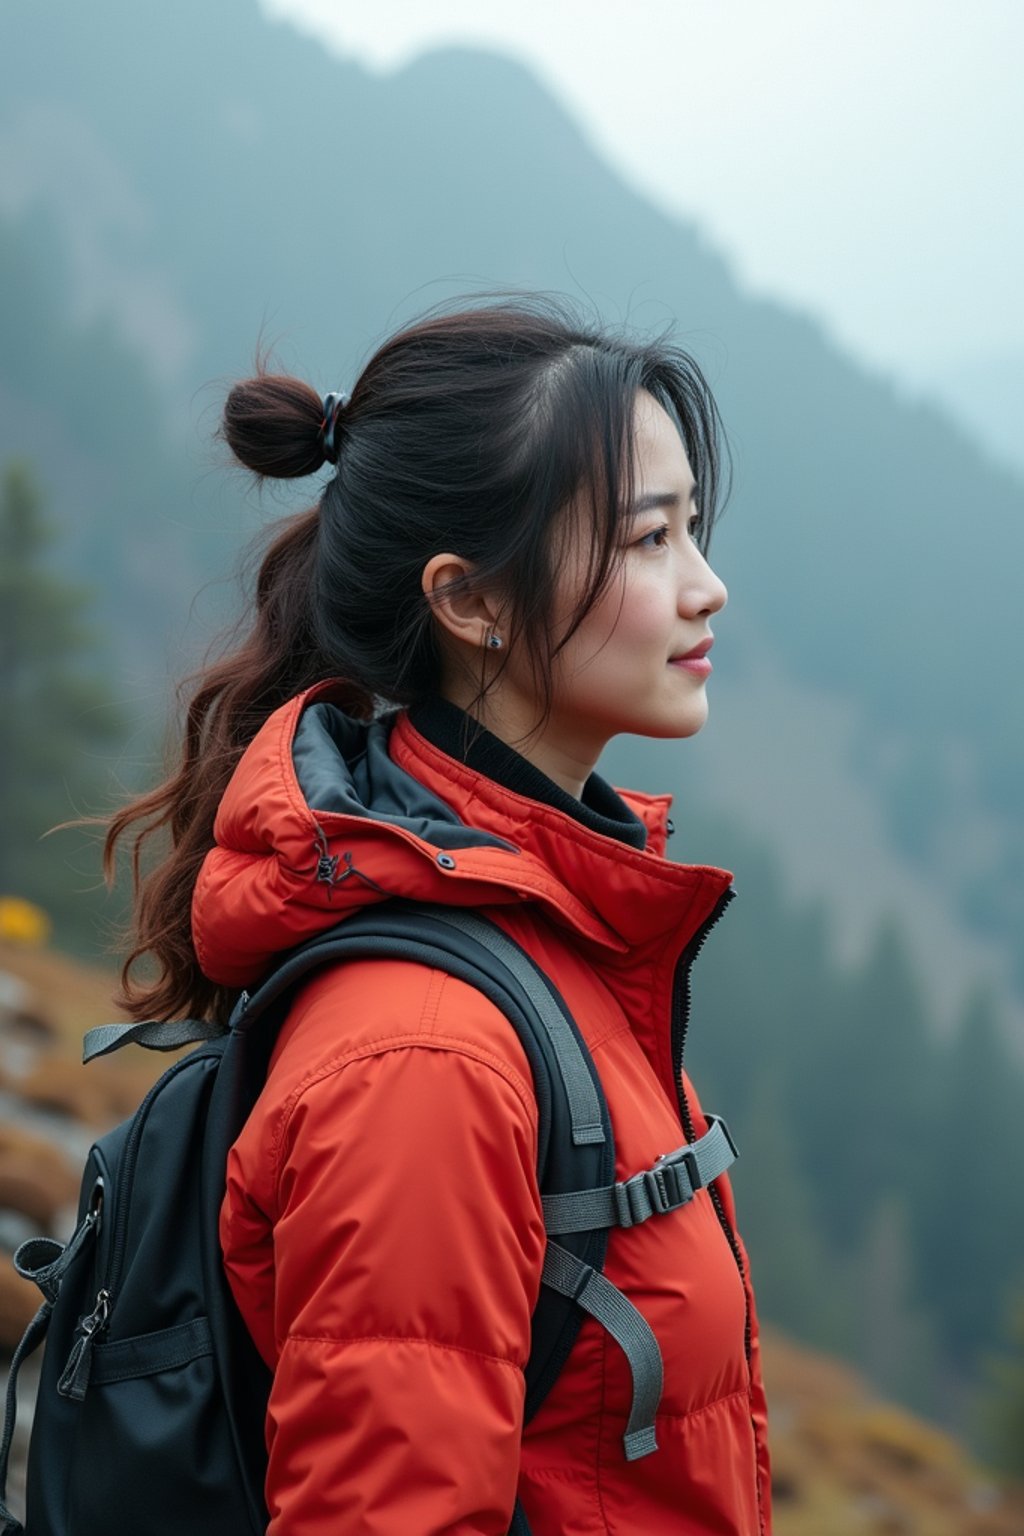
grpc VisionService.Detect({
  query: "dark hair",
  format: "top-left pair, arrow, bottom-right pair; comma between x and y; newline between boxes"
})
106,294 -> 729,1022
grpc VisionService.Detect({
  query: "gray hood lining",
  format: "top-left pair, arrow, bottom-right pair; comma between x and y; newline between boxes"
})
292,704 -> 516,853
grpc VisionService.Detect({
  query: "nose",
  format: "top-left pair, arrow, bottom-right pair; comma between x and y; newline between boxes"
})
680,546 -> 727,617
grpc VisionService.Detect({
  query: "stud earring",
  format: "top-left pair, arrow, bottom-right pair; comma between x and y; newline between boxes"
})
486,632 -> 503,651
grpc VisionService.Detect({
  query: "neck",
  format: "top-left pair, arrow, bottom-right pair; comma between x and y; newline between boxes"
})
440,683 -> 601,800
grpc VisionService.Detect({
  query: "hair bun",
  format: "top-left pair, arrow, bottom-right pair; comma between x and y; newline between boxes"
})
221,372 -> 331,479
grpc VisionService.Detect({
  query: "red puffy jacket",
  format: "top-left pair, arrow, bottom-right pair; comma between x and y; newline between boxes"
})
197,684 -> 772,1534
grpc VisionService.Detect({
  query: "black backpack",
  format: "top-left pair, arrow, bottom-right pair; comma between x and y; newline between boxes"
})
0,903 -> 736,1536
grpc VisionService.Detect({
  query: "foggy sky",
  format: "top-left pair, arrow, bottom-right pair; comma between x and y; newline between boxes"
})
264,0 -> 1023,400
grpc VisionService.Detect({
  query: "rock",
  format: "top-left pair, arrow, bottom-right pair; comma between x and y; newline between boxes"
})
0,1124 -> 79,1230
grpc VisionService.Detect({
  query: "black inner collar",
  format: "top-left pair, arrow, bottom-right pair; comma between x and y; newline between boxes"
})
408,696 -> 648,851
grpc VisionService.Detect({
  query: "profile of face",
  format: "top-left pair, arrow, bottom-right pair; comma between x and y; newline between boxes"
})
539,390 -> 728,758
426,389 -> 728,791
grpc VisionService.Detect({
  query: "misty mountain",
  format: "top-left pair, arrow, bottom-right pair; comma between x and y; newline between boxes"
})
926,350 -> 1024,482
0,0 -> 1021,1023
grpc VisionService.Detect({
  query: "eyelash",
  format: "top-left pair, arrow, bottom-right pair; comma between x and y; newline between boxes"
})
635,518 -> 701,550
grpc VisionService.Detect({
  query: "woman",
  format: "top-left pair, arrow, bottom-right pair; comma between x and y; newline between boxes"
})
108,298 -> 771,1534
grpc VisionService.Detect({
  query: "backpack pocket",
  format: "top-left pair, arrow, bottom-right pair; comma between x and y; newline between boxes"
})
88,1315 -> 213,1385
64,1316 -> 256,1534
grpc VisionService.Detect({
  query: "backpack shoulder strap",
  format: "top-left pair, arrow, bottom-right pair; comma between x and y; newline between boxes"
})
231,903 -> 607,1156
81,901 -> 676,1479
229,902 -> 618,1426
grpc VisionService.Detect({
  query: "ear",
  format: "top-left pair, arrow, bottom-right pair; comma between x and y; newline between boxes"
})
421,552 -> 504,652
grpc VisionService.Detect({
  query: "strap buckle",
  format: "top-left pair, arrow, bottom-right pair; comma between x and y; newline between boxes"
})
653,1145 -> 701,1204
611,1115 -> 738,1229
643,1165 -> 675,1218
614,1161 -> 688,1228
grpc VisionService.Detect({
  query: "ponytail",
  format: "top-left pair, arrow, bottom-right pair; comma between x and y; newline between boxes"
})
105,376 -> 370,1024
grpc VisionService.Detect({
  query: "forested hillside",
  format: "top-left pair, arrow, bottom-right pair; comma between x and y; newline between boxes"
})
0,0 -> 1020,1021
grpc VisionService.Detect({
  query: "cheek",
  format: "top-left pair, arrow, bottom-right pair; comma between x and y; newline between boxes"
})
563,573 -> 671,674
594,572 -> 672,649
622,578 -> 675,645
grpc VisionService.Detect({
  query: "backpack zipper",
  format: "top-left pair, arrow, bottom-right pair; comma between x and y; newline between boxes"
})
670,887 -> 753,1361
108,1048 -> 222,1298
58,1048 -> 221,1397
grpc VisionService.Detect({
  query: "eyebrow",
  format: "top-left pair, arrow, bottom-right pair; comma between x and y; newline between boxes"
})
630,487 -> 698,514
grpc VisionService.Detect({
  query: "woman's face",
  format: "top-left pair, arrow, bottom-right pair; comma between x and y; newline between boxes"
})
531,390 -> 728,765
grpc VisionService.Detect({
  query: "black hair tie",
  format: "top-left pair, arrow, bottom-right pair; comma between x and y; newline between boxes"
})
320,391 -> 350,465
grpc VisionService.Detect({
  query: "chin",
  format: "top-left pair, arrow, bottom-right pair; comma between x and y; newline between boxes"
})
618,700 -> 710,741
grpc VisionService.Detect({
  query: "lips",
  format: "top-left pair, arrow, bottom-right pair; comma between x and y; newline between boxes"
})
667,636 -> 714,679
670,637 -> 714,662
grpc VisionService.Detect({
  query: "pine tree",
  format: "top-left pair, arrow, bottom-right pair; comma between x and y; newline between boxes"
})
913,985 -> 1024,1373
796,917 -> 932,1258
981,1286 -> 1024,1477
0,459 -> 122,944
858,1193 -> 938,1413
732,1066 -> 855,1353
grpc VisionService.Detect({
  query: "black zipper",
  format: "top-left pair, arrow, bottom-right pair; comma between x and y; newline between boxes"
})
670,886 -> 752,1361
109,1049 -> 222,1297
670,884 -> 735,1099
59,1047 -> 226,1399
90,1049 -> 223,1338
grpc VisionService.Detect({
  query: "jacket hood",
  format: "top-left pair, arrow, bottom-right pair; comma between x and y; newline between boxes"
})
192,681 -> 733,988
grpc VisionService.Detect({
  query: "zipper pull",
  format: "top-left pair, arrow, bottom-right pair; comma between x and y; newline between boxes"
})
57,1288 -> 110,1402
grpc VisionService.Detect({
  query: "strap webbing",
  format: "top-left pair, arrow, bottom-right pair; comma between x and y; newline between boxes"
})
541,1242 -> 662,1461
82,1017 -> 226,1063
542,1115 -> 737,1235
0,1301 -> 50,1533
428,910 -> 605,1146
0,1209 -> 103,1526
14,1211 -> 100,1303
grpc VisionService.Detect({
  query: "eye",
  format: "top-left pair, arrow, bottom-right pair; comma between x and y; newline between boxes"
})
635,524 -> 671,550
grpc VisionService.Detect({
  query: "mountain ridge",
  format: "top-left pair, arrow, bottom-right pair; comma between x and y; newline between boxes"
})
0,0 -> 1020,1025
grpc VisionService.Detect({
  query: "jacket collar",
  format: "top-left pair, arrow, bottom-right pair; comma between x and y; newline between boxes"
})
192,681 -> 732,988
390,705 -> 731,955
408,695 -> 649,851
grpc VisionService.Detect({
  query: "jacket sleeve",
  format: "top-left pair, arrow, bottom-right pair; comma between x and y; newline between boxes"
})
251,973 -> 545,1535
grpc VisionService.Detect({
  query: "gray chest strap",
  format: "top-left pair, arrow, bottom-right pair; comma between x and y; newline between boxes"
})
541,1115 -> 738,1235
539,1115 -> 737,1460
